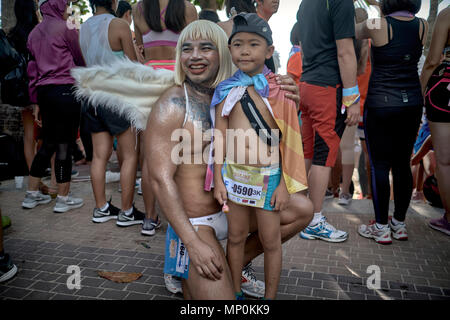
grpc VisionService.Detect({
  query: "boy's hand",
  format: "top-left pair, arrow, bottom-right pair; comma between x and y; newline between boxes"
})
270,184 -> 290,211
214,179 -> 228,205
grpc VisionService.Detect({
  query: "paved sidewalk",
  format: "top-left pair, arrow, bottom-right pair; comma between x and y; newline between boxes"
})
0,162 -> 449,300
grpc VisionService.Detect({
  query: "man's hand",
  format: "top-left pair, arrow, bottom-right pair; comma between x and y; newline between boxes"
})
214,179 -> 228,205
345,102 -> 360,126
271,183 -> 290,211
186,238 -> 224,281
276,75 -> 300,110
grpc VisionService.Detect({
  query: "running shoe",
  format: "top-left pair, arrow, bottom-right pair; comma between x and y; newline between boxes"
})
358,221 -> 392,244
324,188 -> 334,200
300,216 -> 348,242
338,192 -> 352,206
141,216 -> 161,236
164,273 -> 183,294
92,200 -> 120,223
388,217 -> 408,240
241,263 -> 265,298
137,178 -> 143,195
53,195 -> 84,213
428,216 -> 450,236
22,191 -> 52,209
411,190 -> 425,203
0,253 -> 18,283
116,205 -> 145,227
71,170 -> 79,178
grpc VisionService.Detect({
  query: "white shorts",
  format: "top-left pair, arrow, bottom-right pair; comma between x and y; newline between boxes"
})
189,211 -> 228,241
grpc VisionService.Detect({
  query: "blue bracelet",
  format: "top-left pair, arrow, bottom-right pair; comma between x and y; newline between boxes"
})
343,85 -> 360,97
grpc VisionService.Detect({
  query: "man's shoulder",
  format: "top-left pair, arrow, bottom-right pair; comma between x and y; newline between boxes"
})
154,85 -> 187,114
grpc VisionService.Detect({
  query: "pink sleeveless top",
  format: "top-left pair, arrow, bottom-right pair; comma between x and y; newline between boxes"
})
139,2 -> 180,49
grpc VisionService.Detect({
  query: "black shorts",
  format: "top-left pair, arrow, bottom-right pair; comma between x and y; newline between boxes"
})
425,63 -> 450,123
83,103 -> 130,136
37,84 -> 81,144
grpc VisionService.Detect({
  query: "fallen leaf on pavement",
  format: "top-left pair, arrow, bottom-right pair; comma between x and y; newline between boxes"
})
97,271 -> 142,283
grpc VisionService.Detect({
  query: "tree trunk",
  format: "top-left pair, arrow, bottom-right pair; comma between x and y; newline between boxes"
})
1,0 -> 16,33
424,0 -> 440,55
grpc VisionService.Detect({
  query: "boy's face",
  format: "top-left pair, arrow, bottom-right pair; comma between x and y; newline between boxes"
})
180,38 -> 220,87
229,32 -> 274,77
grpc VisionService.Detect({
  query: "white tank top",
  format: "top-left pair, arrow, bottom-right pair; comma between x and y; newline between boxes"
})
80,14 -> 124,67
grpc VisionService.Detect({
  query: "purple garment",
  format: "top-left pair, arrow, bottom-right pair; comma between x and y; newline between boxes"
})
27,0 -> 85,103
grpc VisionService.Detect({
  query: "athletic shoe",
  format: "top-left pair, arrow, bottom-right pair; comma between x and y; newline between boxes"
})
116,205 -> 145,227
338,192 -> 352,205
300,216 -> 348,242
0,254 -> 18,283
141,216 -> 161,236
53,195 -> 84,213
389,218 -> 408,240
428,216 -> 450,236
92,200 -> 120,223
241,263 -> 265,298
22,191 -> 52,209
358,221 -> 392,244
71,170 -> 79,178
137,178 -> 142,195
324,188 -> 334,200
164,273 -> 183,294
411,190 -> 425,203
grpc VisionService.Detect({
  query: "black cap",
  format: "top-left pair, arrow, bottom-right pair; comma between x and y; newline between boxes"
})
229,13 -> 273,46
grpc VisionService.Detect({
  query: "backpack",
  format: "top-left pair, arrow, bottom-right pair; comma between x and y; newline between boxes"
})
423,175 -> 443,209
0,29 -> 29,107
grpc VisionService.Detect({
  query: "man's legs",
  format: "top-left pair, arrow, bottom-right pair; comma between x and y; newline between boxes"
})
182,226 -> 235,300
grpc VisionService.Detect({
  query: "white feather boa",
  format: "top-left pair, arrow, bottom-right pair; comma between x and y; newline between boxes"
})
71,59 -> 175,130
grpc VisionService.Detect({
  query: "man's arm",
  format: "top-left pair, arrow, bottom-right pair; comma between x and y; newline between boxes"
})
144,87 -> 223,280
336,38 -> 360,126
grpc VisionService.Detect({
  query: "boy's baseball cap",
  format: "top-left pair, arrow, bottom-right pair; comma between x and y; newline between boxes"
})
229,13 -> 273,46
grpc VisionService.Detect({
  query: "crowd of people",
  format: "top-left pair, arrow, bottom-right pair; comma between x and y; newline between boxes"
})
0,0 -> 449,300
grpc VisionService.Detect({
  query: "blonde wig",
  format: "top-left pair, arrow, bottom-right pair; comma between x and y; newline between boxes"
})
174,20 -> 232,88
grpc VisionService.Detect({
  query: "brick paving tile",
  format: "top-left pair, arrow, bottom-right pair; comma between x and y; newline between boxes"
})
23,290 -> 55,300
99,289 -> 129,300
312,288 -> 338,300
125,292 -> 154,300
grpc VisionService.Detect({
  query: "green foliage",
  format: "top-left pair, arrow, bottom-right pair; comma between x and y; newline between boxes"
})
73,0 -> 138,17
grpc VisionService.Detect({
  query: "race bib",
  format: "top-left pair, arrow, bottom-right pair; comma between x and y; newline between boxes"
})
223,162 -> 271,208
164,224 -> 190,279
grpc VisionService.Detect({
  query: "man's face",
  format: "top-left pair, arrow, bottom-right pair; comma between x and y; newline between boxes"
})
180,39 -> 220,87
229,32 -> 274,77
258,0 -> 280,16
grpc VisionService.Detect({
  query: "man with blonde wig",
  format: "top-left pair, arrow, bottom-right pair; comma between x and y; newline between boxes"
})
144,20 -> 313,300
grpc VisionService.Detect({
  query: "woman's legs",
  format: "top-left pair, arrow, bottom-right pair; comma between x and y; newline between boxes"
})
116,128 -> 139,211
21,107 -> 36,171
429,121 -> 450,220
90,132 -> 113,208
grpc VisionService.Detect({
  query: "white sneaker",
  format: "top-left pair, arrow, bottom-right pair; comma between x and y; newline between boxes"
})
389,218 -> 408,240
300,216 -> 348,242
137,178 -> 142,195
358,221 -> 392,244
22,191 -> 52,209
164,273 -> 183,294
53,195 -> 84,213
338,192 -> 352,205
241,263 -> 265,298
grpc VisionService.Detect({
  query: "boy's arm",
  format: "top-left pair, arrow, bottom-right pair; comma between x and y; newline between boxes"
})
270,156 -> 290,211
213,100 -> 228,205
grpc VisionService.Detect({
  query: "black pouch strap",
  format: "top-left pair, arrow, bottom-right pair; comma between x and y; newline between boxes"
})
240,90 -> 280,147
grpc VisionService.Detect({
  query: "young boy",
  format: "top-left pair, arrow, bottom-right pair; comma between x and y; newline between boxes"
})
210,13 -> 307,300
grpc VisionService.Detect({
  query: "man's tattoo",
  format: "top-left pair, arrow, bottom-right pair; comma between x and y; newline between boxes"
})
185,78 -> 215,96
169,95 -> 211,131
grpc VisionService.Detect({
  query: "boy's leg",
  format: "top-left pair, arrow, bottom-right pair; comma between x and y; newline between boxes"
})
226,202 -> 251,295
183,225 -> 235,300
244,193 -> 313,263
255,208 -> 281,299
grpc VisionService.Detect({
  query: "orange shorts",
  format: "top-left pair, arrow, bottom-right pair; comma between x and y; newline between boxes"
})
299,82 -> 346,167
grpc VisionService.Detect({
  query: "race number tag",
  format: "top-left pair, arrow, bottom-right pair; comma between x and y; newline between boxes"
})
164,224 -> 190,279
223,163 -> 269,208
